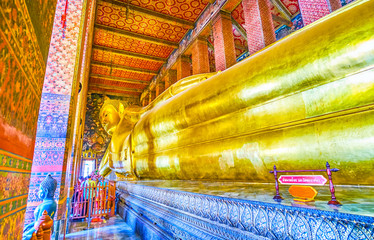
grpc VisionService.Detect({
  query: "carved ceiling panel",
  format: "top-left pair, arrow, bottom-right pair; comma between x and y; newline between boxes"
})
91,65 -> 154,81
92,49 -> 163,71
90,77 -> 146,89
94,28 -> 175,58
123,0 -> 208,21
96,2 -> 190,42
92,49 -> 162,71
88,86 -> 141,95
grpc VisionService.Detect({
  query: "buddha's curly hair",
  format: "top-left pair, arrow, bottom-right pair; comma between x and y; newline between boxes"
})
40,174 -> 57,198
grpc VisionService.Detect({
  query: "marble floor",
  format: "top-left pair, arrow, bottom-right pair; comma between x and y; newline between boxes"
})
126,180 -> 374,217
65,215 -> 140,240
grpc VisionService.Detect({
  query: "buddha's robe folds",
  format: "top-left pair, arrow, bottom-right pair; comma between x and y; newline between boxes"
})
106,0 -> 374,185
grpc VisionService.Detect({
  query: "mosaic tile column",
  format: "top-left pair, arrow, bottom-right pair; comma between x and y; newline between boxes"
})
24,0 -> 84,230
242,0 -> 276,55
149,89 -> 156,103
156,81 -> 165,97
212,11 -> 236,71
191,37 -> 210,75
298,0 -> 341,25
176,55 -> 192,81
165,69 -> 177,89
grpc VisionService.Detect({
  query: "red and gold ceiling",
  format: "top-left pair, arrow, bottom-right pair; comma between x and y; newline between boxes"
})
89,0 -> 300,97
89,0 -> 208,97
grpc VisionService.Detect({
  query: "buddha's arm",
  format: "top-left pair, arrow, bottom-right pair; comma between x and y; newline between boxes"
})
98,150 -> 112,177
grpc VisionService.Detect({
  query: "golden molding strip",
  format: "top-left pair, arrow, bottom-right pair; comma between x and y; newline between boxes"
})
0,166 -> 31,173
0,149 -> 32,163
0,205 -> 27,220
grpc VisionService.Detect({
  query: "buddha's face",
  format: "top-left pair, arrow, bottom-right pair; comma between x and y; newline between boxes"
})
38,187 -> 48,200
100,104 -> 121,135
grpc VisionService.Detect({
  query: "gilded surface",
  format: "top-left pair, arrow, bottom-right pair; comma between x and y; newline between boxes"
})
103,0 -> 374,184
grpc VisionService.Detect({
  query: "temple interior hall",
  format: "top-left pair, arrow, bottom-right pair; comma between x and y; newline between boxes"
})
1,0 -> 374,239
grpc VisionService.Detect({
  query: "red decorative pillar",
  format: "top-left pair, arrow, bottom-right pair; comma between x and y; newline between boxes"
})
212,11 -> 237,71
242,0 -> 276,55
149,89 -> 156,103
192,37 -> 210,75
176,55 -> 191,81
143,93 -> 149,106
141,98 -> 147,107
298,0 -> 341,26
165,69 -> 178,89
156,81 -> 165,97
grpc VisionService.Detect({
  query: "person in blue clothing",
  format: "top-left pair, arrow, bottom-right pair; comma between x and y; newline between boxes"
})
81,175 -> 97,217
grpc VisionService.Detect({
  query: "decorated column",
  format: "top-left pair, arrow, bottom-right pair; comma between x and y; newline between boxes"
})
191,37 -> 210,75
242,0 -> 276,55
298,0 -> 342,25
149,89 -> 156,103
176,55 -> 191,81
24,0 -> 90,238
212,11 -> 236,71
156,81 -> 165,97
165,69 -> 178,89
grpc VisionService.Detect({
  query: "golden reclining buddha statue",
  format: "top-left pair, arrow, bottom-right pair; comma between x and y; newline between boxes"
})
99,0 -> 374,185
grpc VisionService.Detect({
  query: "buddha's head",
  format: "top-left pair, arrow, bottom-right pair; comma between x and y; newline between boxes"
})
100,100 -> 124,135
38,174 -> 57,200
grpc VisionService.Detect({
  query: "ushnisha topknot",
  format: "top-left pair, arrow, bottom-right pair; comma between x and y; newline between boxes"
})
40,174 -> 57,198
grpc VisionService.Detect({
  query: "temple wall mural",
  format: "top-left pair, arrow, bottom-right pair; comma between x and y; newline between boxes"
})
82,93 -> 139,171
24,0 -> 85,233
0,0 -> 57,239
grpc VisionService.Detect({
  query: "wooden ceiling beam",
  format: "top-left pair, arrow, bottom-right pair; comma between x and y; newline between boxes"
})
95,24 -> 179,49
93,45 -> 167,62
272,14 -> 292,26
90,74 -> 150,84
269,0 -> 292,20
91,61 -> 158,75
232,18 -> 247,41
88,89 -> 140,97
100,0 -> 194,29
89,83 -> 144,92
